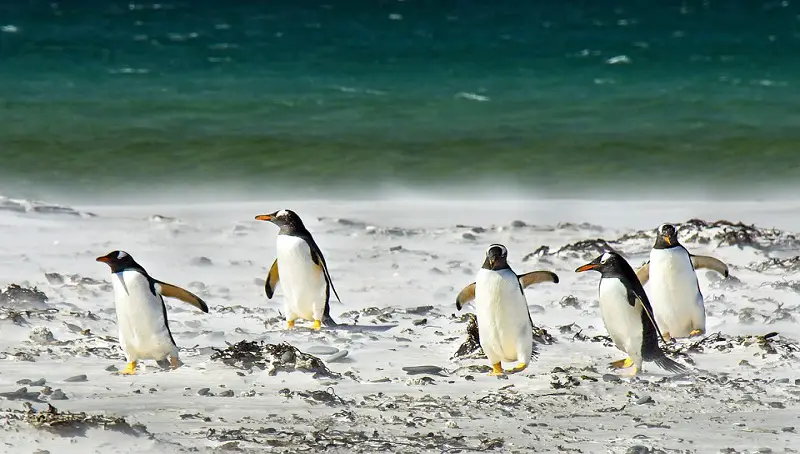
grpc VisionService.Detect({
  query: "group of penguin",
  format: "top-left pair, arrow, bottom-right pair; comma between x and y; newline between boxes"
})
95,209 -> 729,377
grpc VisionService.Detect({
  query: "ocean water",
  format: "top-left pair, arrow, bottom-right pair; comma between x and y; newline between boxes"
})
1,1 -> 799,198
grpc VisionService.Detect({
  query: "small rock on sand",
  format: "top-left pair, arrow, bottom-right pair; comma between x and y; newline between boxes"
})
327,350 -> 348,362
636,395 -> 654,405
105,365 -> 118,372
306,346 -> 339,355
50,389 -> 67,400
190,257 -> 213,267
30,378 -> 46,386
402,366 -> 443,375
64,374 -> 87,383
197,388 -> 210,396
602,374 -> 621,383
219,390 -> 234,397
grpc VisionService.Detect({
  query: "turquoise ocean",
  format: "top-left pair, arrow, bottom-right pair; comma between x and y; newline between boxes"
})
1,1 -> 800,199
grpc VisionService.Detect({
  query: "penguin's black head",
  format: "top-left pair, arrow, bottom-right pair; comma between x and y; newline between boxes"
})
654,223 -> 679,249
482,243 -> 509,271
96,250 -> 141,273
575,251 -> 625,276
254,209 -> 305,233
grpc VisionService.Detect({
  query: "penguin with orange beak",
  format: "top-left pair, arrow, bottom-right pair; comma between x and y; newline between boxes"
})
255,209 -> 341,330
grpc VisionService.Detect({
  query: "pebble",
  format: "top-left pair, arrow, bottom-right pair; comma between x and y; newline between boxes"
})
461,233 -> 477,241
306,346 -> 339,355
50,389 -> 67,400
219,390 -> 234,397
30,378 -> 46,386
626,446 -> 651,454
775,378 -> 790,384
16,379 -> 31,385
445,420 -> 459,429
636,395 -> 654,405
197,388 -> 210,396
782,427 -> 795,433
602,374 -> 621,383
64,374 -> 87,383
190,256 -> 213,266
768,401 -> 785,409
402,366 -> 443,375
465,375 -> 475,381
32,450 -> 50,454
412,318 -> 427,326
757,448 -> 772,453
327,350 -> 349,362
105,365 -> 118,372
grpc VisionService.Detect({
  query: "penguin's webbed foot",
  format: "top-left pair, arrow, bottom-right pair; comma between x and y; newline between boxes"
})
121,361 -> 137,375
312,319 -> 322,331
286,319 -> 295,329
489,362 -> 504,376
506,363 -> 527,374
610,358 -> 634,369
689,329 -> 703,337
628,365 -> 640,377
662,332 -> 672,342
170,356 -> 180,370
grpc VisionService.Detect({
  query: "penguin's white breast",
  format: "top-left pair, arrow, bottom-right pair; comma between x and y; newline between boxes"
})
648,248 -> 702,305
475,269 -> 530,353
275,235 -> 325,299
598,277 -> 643,353
112,270 -> 173,356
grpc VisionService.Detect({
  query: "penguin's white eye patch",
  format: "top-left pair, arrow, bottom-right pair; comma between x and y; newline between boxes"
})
277,209 -> 288,217
117,251 -> 129,259
487,244 -> 507,256
601,252 -> 611,263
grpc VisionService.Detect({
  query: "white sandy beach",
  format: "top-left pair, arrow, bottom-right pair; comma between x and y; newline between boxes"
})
0,195 -> 799,453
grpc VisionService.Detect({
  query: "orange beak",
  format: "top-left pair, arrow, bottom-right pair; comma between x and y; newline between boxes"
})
96,256 -> 110,263
254,214 -> 272,221
663,235 -> 671,245
575,263 -> 598,273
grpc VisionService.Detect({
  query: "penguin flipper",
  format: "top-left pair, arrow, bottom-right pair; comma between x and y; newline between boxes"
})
265,259 -> 280,298
153,280 -> 209,313
518,271 -> 559,289
455,283 -> 476,311
308,239 -> 343,304
691,255 -> 729,278
635,261 -> 650,285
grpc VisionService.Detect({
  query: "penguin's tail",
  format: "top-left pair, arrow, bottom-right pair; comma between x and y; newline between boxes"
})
322,314 -> 338,327
653,354 -> 687,374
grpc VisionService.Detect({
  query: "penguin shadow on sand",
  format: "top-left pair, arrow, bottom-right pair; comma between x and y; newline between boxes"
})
96,250 -> 210,376
254,209 -> 397,334
455,243 -> 560,377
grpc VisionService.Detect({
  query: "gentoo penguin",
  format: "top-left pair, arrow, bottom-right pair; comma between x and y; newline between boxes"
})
455,244 -> 559,376
635,223 -> 729,340
576,251 -> 686,376
96,250 -> 209,375
255,209 -> 341,330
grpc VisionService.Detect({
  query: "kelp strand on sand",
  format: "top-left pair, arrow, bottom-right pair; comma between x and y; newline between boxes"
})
210,340 -> 341,379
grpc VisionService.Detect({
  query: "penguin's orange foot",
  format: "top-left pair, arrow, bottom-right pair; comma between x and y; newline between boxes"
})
610,358 -> 634,369
286,320 -> 295,329
489,362 -> 504,376
662,332 -> 672,342
689,329 -> 703,337
312,319 -> 322,331
506,363 -> 527,374
628,365 -> 640,377
120,361 -> 137,375
170,356 -> 180,370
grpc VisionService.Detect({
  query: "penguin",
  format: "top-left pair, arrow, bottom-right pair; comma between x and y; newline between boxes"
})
635,223 -> 729,340
255,209 -> 341,330
96,250 -> 209,375
576,251 -> 686,376
455,244 -> 559,376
